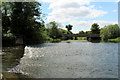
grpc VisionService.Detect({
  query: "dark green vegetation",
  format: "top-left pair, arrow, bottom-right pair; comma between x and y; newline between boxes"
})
66,24 -> 73,34
2,2 -> 46,45
2,2 -> 70,46
2,2 -> 120,46
91,23 -> 100,34
100,24 -> 120,42
78,23 -> 120,42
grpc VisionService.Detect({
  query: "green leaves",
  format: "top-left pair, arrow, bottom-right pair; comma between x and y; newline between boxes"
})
100,24 -> 120,41
91,23 -> 100,34
2,2 -> 45,45
66,24 -> 73,32
46,21 -> 63,39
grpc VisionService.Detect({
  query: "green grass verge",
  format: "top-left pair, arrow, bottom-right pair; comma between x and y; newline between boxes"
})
108,37 -> 120,42
50,39 -> 61,43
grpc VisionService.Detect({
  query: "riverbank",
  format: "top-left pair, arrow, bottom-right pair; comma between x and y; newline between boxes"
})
64,37 -> 120,43
46,37 -> 120,43
108,37 -> 120,43
2,46 -> 25,79
2,72 -> 29,80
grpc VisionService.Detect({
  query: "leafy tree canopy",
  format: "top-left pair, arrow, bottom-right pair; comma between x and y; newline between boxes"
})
100,24 -> 120,41
91,23 -> 100,34
66,24 -> 73,32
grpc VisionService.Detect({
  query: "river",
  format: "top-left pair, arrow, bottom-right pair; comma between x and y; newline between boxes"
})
2,41 -> 119,78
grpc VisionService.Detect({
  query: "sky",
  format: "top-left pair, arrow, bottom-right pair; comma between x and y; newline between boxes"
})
37,0 -> 118,33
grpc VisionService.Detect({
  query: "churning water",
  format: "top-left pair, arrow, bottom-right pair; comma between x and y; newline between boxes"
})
6,41 -> 119,78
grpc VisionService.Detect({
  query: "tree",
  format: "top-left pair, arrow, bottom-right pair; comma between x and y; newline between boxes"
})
7,2 -> 45,44
46,21 -> 62,39
2,2 -> 12,34
91,23 -> 100,34
85,31 -> 91,34
100,24 -> 120,41
79,31 -> 84,34
66,24 -> 73,32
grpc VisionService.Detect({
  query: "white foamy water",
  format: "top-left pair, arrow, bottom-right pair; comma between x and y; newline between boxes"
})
11,41 -> 118,78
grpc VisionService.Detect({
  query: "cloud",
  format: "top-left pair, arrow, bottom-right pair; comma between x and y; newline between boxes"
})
47,6 -> 107,23
39,0 -> 117,33
99,6 -> 102,8
116,0 -> 120,2
70,20 -> 118,33
90,5 -> 95,8
112,9 -> 117,12
40,0 -> 108,24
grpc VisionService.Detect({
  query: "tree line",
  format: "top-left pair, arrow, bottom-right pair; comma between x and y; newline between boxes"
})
2,2 -> 73,45
2,2 -> 120,46
79,23 -> 120,42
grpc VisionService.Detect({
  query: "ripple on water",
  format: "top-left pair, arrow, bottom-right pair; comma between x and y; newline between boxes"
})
8,42 -> 119,78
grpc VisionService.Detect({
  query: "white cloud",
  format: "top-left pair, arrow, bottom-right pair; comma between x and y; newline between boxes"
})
47,7 -> 107,23
116,0 -> 120,2
90,5 -> 95,8
41,0 -> 108,24
70,20 -> 118,33
112,9 -> 117,12
39,0 -> 117,33
99,6 -> 102,8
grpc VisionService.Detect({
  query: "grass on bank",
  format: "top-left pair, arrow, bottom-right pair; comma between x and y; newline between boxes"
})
108,37 -> 120,42
1,72 -> 29,80
77,37 -> 87,40
65,37 -> 87,43
45,38 -> 61,43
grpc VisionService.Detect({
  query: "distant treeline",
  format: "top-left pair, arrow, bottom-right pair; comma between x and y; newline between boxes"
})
79,23 -> 120,42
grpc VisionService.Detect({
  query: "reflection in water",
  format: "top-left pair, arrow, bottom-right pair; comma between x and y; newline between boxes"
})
2,42 -> 118,78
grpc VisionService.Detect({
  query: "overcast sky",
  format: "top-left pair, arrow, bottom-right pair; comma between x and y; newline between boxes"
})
37,0 -> 118,33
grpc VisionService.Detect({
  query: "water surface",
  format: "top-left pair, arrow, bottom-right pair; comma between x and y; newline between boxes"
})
3,41 -> 118,78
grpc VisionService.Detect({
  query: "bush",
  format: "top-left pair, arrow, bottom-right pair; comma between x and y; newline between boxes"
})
100,24 -> 120,41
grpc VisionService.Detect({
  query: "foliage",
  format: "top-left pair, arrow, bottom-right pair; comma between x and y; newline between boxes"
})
2,2 -> 46,45
77,37 -> 87,40
2,33 -> 16,46
79,31 -> 84,34
2,2 -> 12,34
2,14 -> 10,34
46,21 -> 63,39
59,28 -> 68,35
85,31 -> 92,34
50,39 -> 61,43
100,24 -> 120,41
66,24 -> 73,33
91,23 -> 100,34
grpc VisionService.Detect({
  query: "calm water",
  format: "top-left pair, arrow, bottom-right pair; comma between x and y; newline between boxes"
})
2,41 -> 119,78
